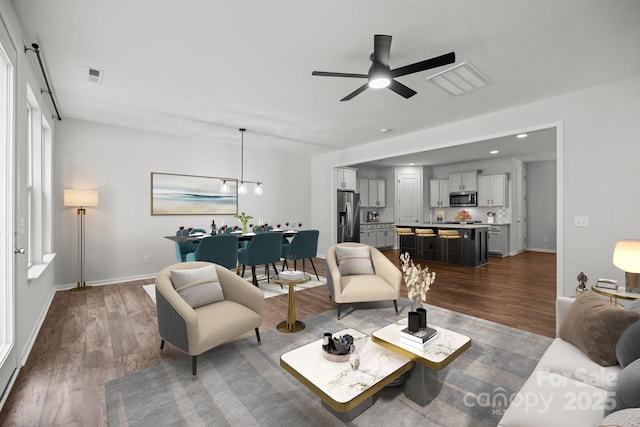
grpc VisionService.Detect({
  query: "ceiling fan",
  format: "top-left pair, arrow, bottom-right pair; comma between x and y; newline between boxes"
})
312,34 -> 455,101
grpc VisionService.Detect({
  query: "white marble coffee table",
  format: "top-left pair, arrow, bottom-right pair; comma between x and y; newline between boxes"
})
280,328 -> 413,420
371,319 -> 472,405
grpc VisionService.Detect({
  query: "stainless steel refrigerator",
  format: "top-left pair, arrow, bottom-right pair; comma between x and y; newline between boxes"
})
337,190 -> 360,243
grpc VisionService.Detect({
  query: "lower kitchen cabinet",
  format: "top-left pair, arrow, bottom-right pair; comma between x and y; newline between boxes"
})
360,223 -> 395,249
488,225 -> 509,256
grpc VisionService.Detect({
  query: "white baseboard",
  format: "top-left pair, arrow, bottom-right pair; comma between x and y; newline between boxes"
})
526,247 -> 557,253
56,273 -> 156,290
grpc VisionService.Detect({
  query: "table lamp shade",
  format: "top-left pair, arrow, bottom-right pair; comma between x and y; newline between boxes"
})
64,189 -> 98,207
613,240 -> 640,273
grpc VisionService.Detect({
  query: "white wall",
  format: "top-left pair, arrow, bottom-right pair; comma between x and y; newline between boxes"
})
311,76 -> 640,297
527,160 -> 557,251
54,119 -> 311,286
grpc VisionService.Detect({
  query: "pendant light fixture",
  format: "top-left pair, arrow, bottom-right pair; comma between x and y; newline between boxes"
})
226,128 -> 262,196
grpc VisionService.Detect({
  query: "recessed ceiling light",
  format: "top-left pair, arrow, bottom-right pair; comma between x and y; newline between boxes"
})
490,150 -> 499,154
516,133 -> 528,139
408,163 -> 415,166
380,128 -> 391,133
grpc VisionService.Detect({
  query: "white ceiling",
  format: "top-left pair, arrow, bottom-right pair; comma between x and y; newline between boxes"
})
11,0 -> 640,158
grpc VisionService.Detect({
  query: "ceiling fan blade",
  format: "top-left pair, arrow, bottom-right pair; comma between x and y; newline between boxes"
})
373,34 -> 392,66
312,71 -> 368,78
340,83 -> 369,101
387,79 -> 417,99
390,52 -> 455,78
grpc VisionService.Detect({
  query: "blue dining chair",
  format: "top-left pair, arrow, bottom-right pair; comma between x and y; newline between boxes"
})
175,229 -> 197,262
185,234 -> 239,269
281,230 -> 320,280
237,232 -> 283,287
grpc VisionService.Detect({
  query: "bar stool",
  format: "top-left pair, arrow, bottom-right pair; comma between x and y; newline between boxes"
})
395,227 -> 415,258
438,229 -> 461,263
415,228 -> 436,261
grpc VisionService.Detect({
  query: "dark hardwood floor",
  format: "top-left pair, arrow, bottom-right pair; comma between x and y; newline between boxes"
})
0,249 -> 555,426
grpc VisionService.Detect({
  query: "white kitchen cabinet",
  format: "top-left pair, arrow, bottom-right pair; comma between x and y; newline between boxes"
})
384,224 -> 395,248
358,179 -> 370,207
429,179 -> 450,208
488,225 -> 509,256
376,226 -> 385,248
368,179 -> 386,208
449,171 -> 477,192
478,174 -> 507,207
335,168 -> 357,191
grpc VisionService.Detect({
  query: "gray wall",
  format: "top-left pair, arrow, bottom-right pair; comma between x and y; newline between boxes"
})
527,160 -> 557,251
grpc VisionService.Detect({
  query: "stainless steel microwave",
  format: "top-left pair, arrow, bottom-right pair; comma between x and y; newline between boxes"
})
450,191 -> 477,207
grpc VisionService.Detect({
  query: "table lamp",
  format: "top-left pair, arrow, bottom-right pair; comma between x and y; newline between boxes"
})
613,239 -> 640,294
64,189 -> 99,290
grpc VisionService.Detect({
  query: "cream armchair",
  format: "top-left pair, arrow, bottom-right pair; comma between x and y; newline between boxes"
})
155,261 -> 264,379
326,243 -> 402,319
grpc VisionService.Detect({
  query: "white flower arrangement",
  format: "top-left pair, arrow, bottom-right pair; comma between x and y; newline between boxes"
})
400,252 -> 436,302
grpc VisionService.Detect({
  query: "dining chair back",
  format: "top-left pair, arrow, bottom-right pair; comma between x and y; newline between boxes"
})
185,234 -> 239,269
237,232 -> 283,287
175,229 -> 197,262
281,230 -> 320,280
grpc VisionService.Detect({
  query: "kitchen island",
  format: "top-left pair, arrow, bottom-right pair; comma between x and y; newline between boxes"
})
395,223 -> 489,267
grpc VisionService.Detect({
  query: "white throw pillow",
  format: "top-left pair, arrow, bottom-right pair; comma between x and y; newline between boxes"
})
170,265 -> 224,308
335,245 -> 374,276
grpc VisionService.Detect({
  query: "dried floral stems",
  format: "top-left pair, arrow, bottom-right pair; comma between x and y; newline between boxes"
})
400,252 -> 436,302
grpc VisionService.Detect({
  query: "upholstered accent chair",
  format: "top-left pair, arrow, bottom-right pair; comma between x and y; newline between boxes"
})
155,261 -> 264,379
326,242 -> 402,319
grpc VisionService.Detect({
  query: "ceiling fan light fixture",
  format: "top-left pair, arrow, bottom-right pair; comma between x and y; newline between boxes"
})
369,76 -> 390,89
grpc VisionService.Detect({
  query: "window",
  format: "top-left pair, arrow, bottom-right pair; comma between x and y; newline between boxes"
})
26,85 -> 53,275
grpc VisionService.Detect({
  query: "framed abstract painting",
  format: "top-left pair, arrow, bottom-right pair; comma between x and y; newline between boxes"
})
151,172 -> 238,215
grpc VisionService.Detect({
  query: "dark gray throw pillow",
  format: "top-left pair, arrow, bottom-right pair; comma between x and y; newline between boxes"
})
605,358 -> 640,416
616,300 -> 640,368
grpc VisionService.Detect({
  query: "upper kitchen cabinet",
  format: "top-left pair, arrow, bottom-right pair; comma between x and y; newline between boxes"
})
335,168 -> 357,191
368,179 -> 386,208
429,179 -> 450,208
478,173 -> 507,207
358,179 -> 370,206
450,171 -> 477,192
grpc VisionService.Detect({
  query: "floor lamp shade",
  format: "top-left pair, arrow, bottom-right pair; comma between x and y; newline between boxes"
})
64,189 -> 98,290
613,239 -> 640,294
64,189 -> 98,207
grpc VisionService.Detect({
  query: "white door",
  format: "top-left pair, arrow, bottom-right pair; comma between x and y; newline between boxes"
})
0,19 -> 17,399
397,171 -> 421,224
516,168 -> 527,252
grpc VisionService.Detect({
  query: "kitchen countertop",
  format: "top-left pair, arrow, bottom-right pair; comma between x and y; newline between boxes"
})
361,221 -> 395,225
395,222 -> 492,229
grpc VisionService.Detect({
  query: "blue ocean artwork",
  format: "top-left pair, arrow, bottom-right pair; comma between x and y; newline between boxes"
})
152,173 -> 237,214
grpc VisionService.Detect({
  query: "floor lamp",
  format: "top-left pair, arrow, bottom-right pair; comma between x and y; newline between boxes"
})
64,189 -> 99,291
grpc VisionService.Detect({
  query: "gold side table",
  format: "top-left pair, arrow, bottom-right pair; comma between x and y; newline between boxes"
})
591,285 -> 640,306
273,273 -> 311,333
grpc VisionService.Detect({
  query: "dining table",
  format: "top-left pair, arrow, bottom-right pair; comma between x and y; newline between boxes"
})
164,229 -> 298,243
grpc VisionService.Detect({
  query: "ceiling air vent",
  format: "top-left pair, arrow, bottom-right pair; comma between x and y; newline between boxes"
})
426,62 -> 490,96
87,66 -> 104,84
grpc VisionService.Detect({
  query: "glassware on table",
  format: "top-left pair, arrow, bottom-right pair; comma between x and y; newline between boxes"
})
298,222 -> 303,230
276,223 -> 281,229
179,226 -> 185,231
187,227 -> 193,233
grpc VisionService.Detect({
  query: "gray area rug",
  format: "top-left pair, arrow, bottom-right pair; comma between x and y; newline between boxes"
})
106,299 -> 552,426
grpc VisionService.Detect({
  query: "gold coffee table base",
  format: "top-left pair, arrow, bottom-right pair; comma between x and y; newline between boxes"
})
277,320 -> 306,333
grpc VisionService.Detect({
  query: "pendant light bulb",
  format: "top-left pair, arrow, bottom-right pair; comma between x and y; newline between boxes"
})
238,182 -> 247,195
221,180 -> 229,194
254,182 -> 263,195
